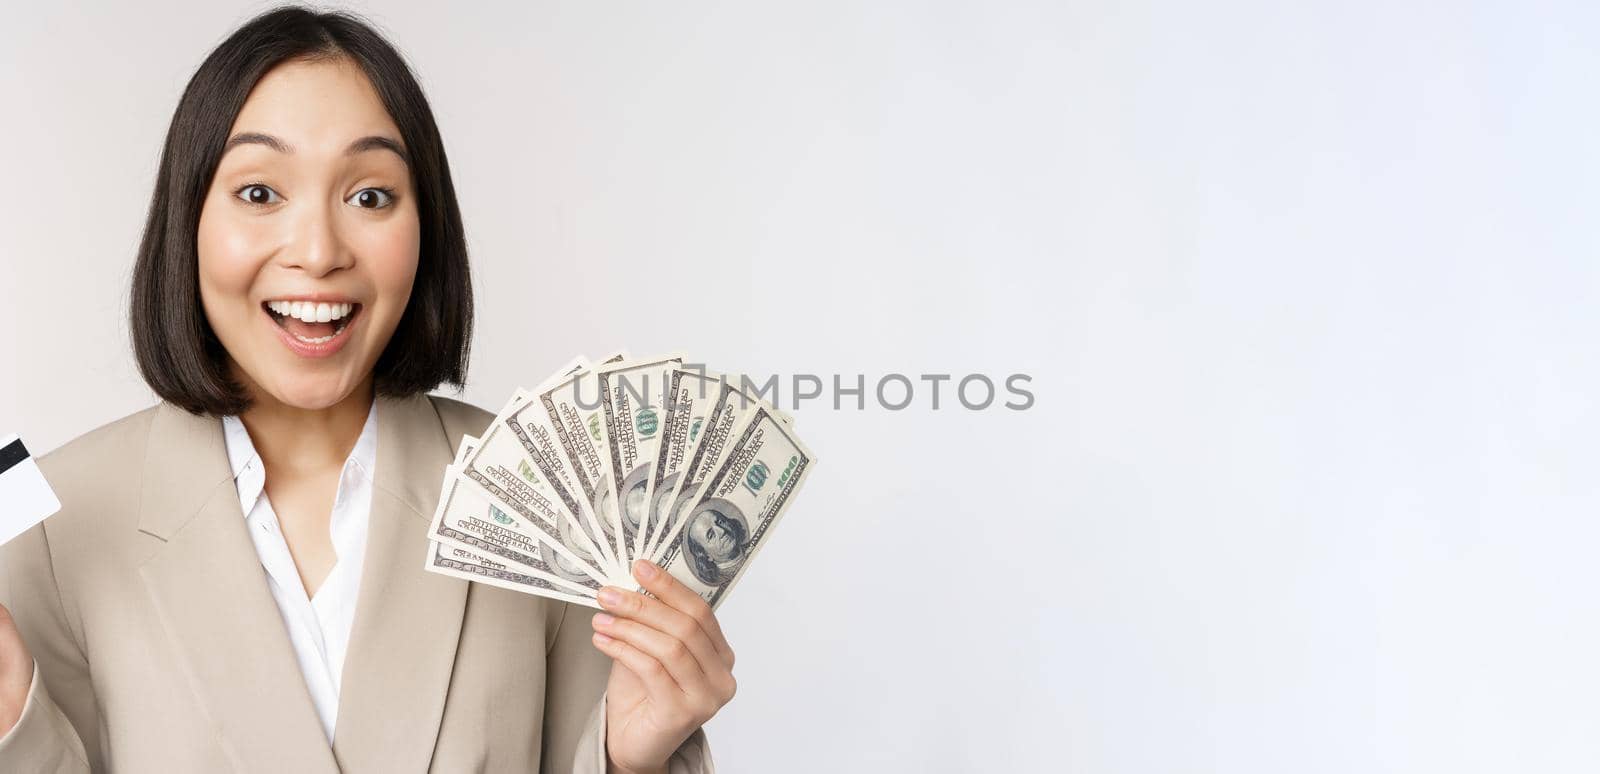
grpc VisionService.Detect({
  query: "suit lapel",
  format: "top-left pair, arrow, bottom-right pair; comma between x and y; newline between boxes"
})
136,402 -> 340,774
331,393 -> 469,774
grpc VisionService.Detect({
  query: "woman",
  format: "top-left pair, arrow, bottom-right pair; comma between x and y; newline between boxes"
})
0,7 -> 733,772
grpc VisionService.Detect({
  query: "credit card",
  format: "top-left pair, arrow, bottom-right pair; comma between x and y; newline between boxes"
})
0,434 -> 62,545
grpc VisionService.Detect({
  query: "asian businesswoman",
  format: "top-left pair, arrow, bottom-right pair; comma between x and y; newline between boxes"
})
0,6 -> 736,772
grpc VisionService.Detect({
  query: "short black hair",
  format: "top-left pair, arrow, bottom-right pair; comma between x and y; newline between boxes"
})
130,5 -> 472,417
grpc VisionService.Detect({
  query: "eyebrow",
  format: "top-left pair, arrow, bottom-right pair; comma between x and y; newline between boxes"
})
220,131 -> 410,167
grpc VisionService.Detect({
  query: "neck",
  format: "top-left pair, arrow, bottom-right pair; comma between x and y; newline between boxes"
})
234,371 -> 375,476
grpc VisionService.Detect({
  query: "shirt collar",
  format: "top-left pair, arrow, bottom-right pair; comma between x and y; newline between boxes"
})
220,398 -> 379,517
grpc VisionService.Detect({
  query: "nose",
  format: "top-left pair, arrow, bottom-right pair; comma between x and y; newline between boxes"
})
284,200 -> 354,277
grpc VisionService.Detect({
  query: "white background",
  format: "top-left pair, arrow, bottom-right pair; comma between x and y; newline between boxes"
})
3,1 -> 1597,771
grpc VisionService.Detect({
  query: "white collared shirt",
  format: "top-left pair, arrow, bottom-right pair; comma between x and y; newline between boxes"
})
220,401 -> 378,744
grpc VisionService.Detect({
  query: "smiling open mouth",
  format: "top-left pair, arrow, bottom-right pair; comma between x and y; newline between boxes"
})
262,300 -> 361,344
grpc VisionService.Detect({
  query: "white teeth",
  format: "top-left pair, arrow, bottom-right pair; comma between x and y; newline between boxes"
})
266,300 -> 356,347
267,300 -> 355,322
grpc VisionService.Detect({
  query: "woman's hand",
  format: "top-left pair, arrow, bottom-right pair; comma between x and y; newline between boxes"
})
0,602 -> 34,737
591,560 -> 736,774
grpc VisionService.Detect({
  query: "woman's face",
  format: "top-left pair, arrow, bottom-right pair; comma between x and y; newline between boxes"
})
197,56 -> 419,411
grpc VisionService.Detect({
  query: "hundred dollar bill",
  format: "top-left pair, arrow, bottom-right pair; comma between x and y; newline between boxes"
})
497,400 -> 625,581
655,406 -> 815,609
501,352 -> 629,577
525,352 -> 629,573
424,539 -> 598,608
453,433 -> 479,465
641,368 -> 790,560
594,354 -> 683,566
429,463 -> 602,596
452,353 -> 619,585
458,394 -> 617,585
645,371 -> 783,564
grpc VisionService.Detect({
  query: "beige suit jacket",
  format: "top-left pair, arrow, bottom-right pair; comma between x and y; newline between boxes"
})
0,393 -> 714,773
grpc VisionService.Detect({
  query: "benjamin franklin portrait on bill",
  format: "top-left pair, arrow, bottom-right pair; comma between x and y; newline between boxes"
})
649,471 -> 686,545
679,498 -> 752,586
618,463 -> 652,541
553,510 -> 603,583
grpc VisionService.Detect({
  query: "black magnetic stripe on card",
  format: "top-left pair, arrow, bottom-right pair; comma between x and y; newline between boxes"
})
0,438 -> 28,476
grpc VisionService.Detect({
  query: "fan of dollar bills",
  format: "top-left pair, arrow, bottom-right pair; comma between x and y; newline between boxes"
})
423,352 -> 816,611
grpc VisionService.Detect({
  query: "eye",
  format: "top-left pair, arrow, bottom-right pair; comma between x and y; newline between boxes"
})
347,187 -> 395,209
235,183 -> 282,206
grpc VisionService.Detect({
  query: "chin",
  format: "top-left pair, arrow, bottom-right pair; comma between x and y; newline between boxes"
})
265,379 -> 356,410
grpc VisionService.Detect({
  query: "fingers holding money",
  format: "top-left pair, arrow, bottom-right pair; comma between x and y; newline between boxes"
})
590,615 -> 708,703
590,561 -> 737,704
633,559 -> 735,669
425,353 -> 814,771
